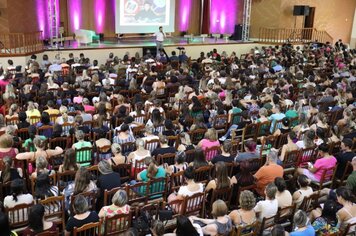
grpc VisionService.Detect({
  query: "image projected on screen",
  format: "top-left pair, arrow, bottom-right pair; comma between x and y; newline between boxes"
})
120,0 -> 169,25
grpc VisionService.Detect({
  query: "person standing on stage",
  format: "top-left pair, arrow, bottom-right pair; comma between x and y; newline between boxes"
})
154,26 -> 166,55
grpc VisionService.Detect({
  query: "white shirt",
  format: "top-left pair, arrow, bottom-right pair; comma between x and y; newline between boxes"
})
254,199 -> 278,221
155,31 -> 165,42
178,183 -> 204,197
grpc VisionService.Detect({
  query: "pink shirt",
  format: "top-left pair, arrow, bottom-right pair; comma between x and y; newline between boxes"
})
73,96 -> 83,104
84,105 -> 95,112
200,139 -> 220,151
313,156 -> 337,181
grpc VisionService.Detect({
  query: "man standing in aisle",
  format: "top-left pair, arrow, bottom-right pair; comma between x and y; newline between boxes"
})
154,26 -> 166,56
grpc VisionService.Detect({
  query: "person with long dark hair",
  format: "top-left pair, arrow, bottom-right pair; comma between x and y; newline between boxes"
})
23,204 -> 57,236
191,148 -> 209,169
0,211 -> 17,236
166,215 -> 202,236
34,173 -> 59,200
311,200 -> 338,235
3,179 -> 33,209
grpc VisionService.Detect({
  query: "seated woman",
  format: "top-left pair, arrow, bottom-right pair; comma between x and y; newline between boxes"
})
98,189 -> 130,218
4,179 -> 33,209
23,204 -> 57,236
146,109 -> 165,134
97,160 -> 121,208
137,158 -> 166,182
311,200 -> 338,236
36,112 -> 54,138
290,210 -> 316,236
335,186 -> 356,232
274,177 -> 292,208
65,195 -> 100,236
168,166 -> 204,203
94,129 -> 111,161
164,215 -> 203,236
229,190 -> 256,229
16,137 -> 63,167
58,148 -> 80,173
177,132 -> 195,152
190,200 -> 232,236
127,139 -> 151,175
190,148 -> 209,169
113,124 -> 135,145
0,134 -> 18,160
279,131 -> 298,163
34,173 -> 59,200
0,156 -> 22,182
109,143 -> 127,165
63,167 -> 97,212
31,156 -> 55,179
254,183 -> 278,222
296,130 -> 316,149
197,129 -> 220,152
205,162 -> 232,193
293,174 -> 314,208
296,143 -> 337,182
17,111 -> 30,129
164,152 -> 188,175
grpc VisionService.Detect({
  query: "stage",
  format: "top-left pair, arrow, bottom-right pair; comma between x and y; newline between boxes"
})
45,36 -> 251,51
0,36 -> 264,67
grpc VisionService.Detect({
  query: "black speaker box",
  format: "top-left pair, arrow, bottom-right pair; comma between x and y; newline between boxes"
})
229,24 -> 243,40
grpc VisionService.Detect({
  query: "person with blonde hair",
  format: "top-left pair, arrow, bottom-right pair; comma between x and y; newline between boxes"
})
16,137 -> 63,163
0,134 -> 18,160
109,143 -> 127,165
229,190 -> 256,227
190,200 -> 232,236
197,128 -> 220,151
26,101 -> 40,119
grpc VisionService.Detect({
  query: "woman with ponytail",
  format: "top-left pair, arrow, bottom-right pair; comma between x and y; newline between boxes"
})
0,156 -> 22,182
3,179 -> 33,209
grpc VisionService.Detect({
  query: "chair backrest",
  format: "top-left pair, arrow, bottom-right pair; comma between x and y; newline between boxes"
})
338,161 -> 353,184
70,191 -> 98,213
300,191 -> 319,213
157,153 -> 176,165
29,116 -> 41,124
125,182 -> 148,205
39,195 -> 65,229
5,116 -> 19,126
276,132 -> 289,149
257,120 -> 271,137
259,135 -> 278,159
75,146 -> 93,167
57,170 -> 77,192
147,177 -> 168,200
193,165 -> 212,184
258,215 -> 276,235
189,129 -> 207,145
103,187 -> 123,206
87,165 -> 100,181
133,114 -> 146,124
73,221 -> 101,236
112,163 -> 132,183
318,165 -> 337,188
133,158 -> 147,178
49,136 -> 71,150
167,135 -> 179,149
170,170 -> 186,193
210,187 -> 232,209
204,145 -> 221,161
16,128 -> 30,141
121,142 -> 136,156
5,202 -> 34,229
96,145 -> 112,162
31,174 -> 57,195
298,147 -> 317,168
242,123 -> 258,142
341,221 -> 356,236
247,158 -> 262,174
184,192 -> 205,217
185,149 -> 195,163
235,222 -> 258,236
145,139 -> 160,153
213,114 -> 229,131
328,141 -> 341,155
104,211 -> 132,236
282,150 -> 301,170
36,229 -> 59,236
275,204 -> 296,227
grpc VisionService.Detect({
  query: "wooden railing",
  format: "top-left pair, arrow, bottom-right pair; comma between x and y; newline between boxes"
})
258,28 -> 333,44
0,31 -> 44,56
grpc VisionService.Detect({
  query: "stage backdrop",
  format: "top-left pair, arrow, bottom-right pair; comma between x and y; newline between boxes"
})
115,0 -> 175,33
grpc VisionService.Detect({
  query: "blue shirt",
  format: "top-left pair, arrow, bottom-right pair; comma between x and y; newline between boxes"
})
269,113 -> 286,133
290,225 -> 316,236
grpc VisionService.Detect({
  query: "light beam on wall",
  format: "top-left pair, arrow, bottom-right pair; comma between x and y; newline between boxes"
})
179,0 -> 192,32
210,0 -> 237,34
95,0 -> 105,33
70,0 -> 82,31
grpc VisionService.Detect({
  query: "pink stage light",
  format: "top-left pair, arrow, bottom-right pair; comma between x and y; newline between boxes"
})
36,0 -> 47,38
70,0 -> 81,32
210,0 -> 237,34
179,0 -> 192,32
95,0 -> 105,33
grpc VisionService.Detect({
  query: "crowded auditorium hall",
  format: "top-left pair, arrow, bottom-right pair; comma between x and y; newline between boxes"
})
0,0 -> 355,235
